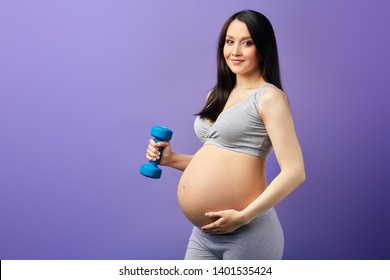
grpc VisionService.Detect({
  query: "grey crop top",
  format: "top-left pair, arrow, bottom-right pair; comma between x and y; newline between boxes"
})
194,83 -> 274,159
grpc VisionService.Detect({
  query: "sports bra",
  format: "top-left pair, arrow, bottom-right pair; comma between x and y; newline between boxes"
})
194,83 -> 274,159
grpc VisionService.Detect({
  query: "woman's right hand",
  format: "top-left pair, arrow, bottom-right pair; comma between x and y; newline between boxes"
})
145,138 -> 172,166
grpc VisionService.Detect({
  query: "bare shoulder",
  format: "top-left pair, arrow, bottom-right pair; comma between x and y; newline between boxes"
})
259,86 -> 290,117
261,86 -> 288,104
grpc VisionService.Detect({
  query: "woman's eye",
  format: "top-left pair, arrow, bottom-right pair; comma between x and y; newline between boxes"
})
242,41 -> 253,47
226,39 -> 234,45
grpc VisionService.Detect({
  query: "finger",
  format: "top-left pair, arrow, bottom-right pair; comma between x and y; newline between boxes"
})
148,143 -> 160,155
146,148 -> 160,160
146,152 -> 156,161
205,211 -> 223,219
148,138 -> 157,145
146,153 -> 156,161
156,141 -> 169,148
201,220 -> 220,231
148,139 -> 160,150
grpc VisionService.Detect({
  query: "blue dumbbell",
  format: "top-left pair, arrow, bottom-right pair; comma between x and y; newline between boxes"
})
140,125 -> 173,179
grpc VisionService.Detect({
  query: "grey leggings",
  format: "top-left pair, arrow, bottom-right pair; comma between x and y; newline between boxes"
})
184,208 -> 284,260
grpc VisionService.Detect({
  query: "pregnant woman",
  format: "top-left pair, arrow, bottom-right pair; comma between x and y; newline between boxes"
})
145,10 -> 305,260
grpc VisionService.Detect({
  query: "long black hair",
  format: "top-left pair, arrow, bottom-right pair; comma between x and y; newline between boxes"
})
197,10 -> 282,122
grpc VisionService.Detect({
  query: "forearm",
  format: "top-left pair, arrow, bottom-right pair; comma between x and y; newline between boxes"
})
161,152 -> 193,171
241,168 -> 306,224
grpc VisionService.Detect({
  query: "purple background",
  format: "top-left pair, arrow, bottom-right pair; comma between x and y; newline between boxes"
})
1,0 -> 389,260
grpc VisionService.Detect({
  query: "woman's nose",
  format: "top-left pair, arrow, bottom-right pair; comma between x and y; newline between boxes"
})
231,44 -> 242,56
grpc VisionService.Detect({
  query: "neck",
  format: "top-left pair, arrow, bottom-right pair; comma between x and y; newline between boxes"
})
234,73 -> 266,90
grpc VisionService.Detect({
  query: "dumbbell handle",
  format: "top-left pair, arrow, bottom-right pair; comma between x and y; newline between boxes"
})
151,138 -> 164,166
140,125 -> 173,179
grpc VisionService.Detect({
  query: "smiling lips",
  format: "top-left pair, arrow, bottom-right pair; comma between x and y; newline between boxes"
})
230,59 -> 245,65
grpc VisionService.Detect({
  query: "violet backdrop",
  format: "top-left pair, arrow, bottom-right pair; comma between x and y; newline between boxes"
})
1,0 -> 389,259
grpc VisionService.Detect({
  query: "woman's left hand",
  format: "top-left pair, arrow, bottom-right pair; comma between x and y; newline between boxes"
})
200,209 -> 247,234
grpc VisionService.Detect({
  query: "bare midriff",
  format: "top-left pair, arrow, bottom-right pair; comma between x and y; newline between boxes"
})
177,144 -> 267,227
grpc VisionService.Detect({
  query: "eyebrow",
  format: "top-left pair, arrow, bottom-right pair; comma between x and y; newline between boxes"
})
226,35 -> 252,40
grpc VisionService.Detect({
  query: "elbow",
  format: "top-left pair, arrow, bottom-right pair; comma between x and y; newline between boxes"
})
288,165 -> 306,186
296,164 -> 306,185
299,168 -> 306,185
280,162 -> 306,186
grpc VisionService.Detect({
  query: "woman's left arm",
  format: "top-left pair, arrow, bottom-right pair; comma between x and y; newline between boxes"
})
241,87 -> 306,223
201,87 -> 306,234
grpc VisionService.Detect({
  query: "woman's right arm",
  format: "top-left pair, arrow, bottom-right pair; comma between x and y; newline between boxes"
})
146,138 -> 193,171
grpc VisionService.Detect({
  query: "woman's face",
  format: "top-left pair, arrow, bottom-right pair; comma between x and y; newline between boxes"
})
223,19 -> 261,78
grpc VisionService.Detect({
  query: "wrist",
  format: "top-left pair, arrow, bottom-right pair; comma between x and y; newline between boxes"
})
160,152 -> 175,167
240,208 -> 257,225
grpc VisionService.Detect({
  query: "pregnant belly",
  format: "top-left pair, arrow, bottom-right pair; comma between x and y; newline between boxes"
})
177,145 -> 266,227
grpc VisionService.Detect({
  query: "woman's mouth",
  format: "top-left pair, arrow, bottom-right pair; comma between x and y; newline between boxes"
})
230,59 -> 244,65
